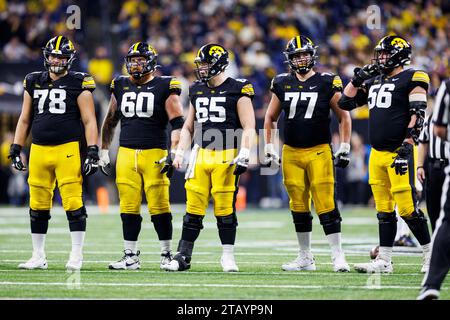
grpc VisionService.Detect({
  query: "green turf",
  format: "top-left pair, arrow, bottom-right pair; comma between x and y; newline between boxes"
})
0,205 -> 448,299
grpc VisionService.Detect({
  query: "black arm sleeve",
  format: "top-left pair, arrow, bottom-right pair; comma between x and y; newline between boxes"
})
338,93 -> 358,111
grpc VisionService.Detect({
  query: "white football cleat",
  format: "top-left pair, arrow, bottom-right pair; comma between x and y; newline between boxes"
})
354,257 -> 393,273
66,253 -> 83,271
421,251 -> 431,273
282,251 -> 316,271
162,253 -> 191,272
160,251 -> 173,270
332,251 -> 350,272
163,259 -> 180,271
221,254 -> 239,272
18,253 -> 48,270
417,287 -> 440,300
108,250 -> 140,270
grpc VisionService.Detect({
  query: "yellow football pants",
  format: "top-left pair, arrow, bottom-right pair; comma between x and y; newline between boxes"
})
185,148 -> 239,217
369,147 -> 417,217
282,144 -> 336,214
116,147 -> 170,215
28,141 -> 83,211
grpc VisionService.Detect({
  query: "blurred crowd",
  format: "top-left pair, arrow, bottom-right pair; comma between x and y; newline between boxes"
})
0,0 -> 449,208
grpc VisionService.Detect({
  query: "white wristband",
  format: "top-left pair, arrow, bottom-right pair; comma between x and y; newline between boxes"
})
238,147 -> 250,159
340,143 -> 351,153
264,143 -> 276,154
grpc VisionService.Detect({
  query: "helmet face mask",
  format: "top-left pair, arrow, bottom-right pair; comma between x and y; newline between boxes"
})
284,35 -> 318,74
45,53 -> 70,74
125,42 -> 158,80
286,51 -> 313,73
43,36 -> 76,74
373,35 -> 412,74
194,44 -> 229,82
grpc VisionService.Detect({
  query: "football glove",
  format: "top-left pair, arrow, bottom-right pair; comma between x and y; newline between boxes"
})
263,143 -> 280,168
390,142 -> 413,175
351,64 -> 379,88
334,142 -> 351,168
98,149 -> 111,176
83,145 -> 99,176
157,150 -> 175,178
230,148 -> 250,176
8,144 -> 26,171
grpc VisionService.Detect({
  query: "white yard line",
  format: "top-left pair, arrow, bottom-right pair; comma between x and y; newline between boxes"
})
0,281 -> 440,290
0,259 -> 423,266
0,269 -> 425,276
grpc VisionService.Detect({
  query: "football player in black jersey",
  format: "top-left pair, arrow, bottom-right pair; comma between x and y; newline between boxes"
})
100,42 -> 184,270
9,36 -> 99,271
339,35 -> 431,273
162,44 -> 256,272
264,35 -> 352,272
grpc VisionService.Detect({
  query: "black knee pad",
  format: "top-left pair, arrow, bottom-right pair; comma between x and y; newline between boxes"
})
292,211 -> 313,233
29,209 -> 51,222
121,213 -> 143,224
183,213 -> 204,231
151,212 -> 172,223
29,209 -> 50,234
318,209 -> 342,235
66,206 -> 88,232
177,239 -> 195,258
216,213 -> 238,230
377,211 -> 398,224
402,209 -> 428,223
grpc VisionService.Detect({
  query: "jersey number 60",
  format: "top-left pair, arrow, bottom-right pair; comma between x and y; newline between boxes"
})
121,92 -> 154,118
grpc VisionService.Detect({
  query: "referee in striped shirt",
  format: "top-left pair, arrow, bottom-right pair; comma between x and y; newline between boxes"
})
418,78 -> 450,300
417,113 -> 449,231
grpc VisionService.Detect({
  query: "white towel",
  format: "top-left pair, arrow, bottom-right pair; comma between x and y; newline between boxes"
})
185,144 -> 200,180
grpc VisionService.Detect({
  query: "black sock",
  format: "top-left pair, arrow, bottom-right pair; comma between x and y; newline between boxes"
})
121,213 -> 142,241
217,214 -> 238,245
377,212 -> 397,247
151,213 -> 173,241
402,210 -> 431,245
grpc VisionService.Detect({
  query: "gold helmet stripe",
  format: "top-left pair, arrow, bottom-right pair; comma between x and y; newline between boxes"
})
133,42 -> 140,52
296,35 -> 301,48
55,36 -> 62,51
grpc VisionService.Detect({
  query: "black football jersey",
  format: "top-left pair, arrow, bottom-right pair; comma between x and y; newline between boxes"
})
270,72 -> 343,148
189,77 -> 255,149
356,69 -> 430,152
23,71 -> 96,145
111,76 -> 182,149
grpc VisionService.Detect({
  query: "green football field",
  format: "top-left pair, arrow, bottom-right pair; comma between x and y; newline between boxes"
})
0,204 -> 448,300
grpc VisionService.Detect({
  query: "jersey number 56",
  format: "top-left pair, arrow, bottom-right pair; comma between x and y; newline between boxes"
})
368,84 -> 395,109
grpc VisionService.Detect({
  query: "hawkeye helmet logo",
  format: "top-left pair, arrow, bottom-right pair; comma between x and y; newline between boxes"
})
209,45 -> 225,57
391,37 -> 409,49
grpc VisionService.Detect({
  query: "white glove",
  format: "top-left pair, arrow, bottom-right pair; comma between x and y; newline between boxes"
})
230,147 -> 250,175
334,143 -> 351,168
99,149 -> 111,175
263,143 -> 280,168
